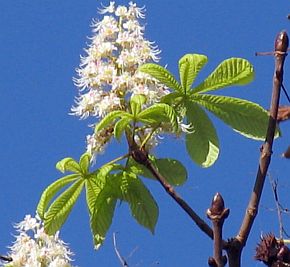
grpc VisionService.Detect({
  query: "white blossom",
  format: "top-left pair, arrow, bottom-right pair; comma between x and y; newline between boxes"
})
3,215 -> 75,267
72,2 -> 169,159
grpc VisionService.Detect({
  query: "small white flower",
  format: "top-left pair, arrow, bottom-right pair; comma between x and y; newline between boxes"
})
98,1 -> 115,14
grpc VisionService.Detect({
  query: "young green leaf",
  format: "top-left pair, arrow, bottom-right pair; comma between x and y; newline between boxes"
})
37,174 -> 80,219
192,58 -> 254,94
86,164 -> 123,214
130,94 -> 147,117
79,153 -> 91,175
138,103 -> 179,132
56,157 -> 81,174
44,179 -> 84,235
186,101 -> 219,167
155,158 -> 187,186
90,180 -> 117,249
192,94 -> 280,140
119,172 -> 158,233
138,63 -> 182,92
127,157 -> 187,186
95,110 -> 129,132
179,54 -> 208,93
114,117 -> 132,140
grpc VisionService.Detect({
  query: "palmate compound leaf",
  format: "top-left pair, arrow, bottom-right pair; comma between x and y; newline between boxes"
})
179,54 -> 208,93
43,179 -> 85,235
138,63 -> 182,92
118,171 -> 158,233
37,174 -> 80,219
127,157 -> 187,186
192,94 -> 281,140
138,103 -> 179,132
192,58 -> 254,94
185,101 -> 219,167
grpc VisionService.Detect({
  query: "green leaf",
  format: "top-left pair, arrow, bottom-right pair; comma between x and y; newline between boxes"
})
138,63 -> 182,92
161,92 -> 184,106
89,176 -> 117,249
37,174 -> 80,219
114,117 -> 132,140
130,94 -> 147,116
193,94 -> 280,140
185,101 -> 219,167
192,58 -> 254,94
127,157 -> 155,179
127,157 -> 187,186
79,153 -> 91,175
86,164 -> 122,215
56,157 -> 81,174
119,172 -> 158,233
155,158 -> 187,186
44,179 -> 84,235
95,110 -> 129,132
179,54 -> 208,92
138,103 -> 179,132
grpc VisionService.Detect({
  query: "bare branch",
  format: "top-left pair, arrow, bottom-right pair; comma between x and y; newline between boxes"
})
237,31 -> 289,247
113,232 -> 129,267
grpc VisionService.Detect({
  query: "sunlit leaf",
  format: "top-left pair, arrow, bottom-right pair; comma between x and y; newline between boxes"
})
127,157 -> 187,186
130,94 -> 147,116
56,157 -> 81,174
90,176 -> 117,249
155,158 -> 187,186
95,110 -> 130,132
86,164 -> 122,215
138,63 -> 182,92
44,179 -> 84,235
79,153 -> 91,175
179,54 -> 208,92
119,172 -> 158,233
186,101 -> 219,167
37,174 -> 80,219
114,117 -> 132,141
138,103 -> 179,132
192,58 -> 254,94
193,94 -> 280,140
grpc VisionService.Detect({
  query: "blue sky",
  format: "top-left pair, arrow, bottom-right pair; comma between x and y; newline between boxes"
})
1,1 -> 290,266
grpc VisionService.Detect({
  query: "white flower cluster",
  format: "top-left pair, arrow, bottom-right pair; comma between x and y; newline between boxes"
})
2,215 -> 75,267
71,1 -> 169,159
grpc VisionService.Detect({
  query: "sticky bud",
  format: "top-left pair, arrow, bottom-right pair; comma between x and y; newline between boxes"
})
275,31 -> 289,53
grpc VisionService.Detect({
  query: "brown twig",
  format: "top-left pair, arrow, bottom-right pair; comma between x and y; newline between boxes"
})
269,175 -> 287,239
113,232 -> 129,267
228,31 -> 289,266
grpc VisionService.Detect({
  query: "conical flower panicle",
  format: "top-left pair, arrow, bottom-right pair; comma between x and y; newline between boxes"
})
71,1 -> 168,159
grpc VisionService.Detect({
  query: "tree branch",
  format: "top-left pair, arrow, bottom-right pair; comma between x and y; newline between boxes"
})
236,31 -> 289,248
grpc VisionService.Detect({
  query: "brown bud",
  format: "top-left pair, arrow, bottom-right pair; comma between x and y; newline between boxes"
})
275,31 -> 289,53
282,146 -> 290,159
210,193 -> 225,215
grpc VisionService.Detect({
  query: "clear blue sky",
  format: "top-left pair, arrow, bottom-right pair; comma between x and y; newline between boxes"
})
1,1 -> 290,266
